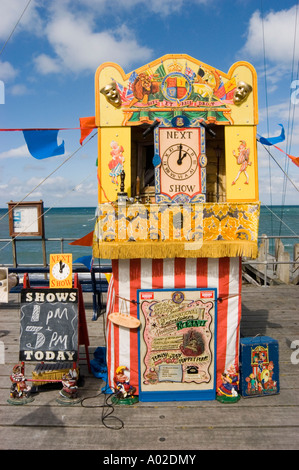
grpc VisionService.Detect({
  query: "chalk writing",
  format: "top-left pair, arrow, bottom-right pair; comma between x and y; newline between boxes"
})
19,289 -> 78,362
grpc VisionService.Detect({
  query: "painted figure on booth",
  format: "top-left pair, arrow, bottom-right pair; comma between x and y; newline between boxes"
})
232,140 -> 251,185
108,141 -> 125,185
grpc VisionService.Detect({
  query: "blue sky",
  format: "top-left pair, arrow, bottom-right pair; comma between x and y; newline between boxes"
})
0,0 -> 298,208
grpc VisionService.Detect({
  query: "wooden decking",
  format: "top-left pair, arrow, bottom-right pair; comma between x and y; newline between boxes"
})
0,284 -> 298,451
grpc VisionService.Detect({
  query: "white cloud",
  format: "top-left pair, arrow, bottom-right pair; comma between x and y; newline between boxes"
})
26,175 -> 68,191
258,99 -> 299,146
0,0 -> 210,77
242,7 -> 299,65
0,144 -> 30,159
0,0 -> 42,41
75,181 -> 97,196
0,60 -> 18,81
34,7 -> 153,74
33,54 -> 61,75
10,83 -> 29,95
74,0 -> 208,16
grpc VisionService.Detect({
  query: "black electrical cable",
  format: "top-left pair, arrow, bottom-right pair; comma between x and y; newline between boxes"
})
80,386 -> 125,430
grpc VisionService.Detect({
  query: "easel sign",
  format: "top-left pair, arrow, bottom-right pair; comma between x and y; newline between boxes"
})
19,288 -> 79,362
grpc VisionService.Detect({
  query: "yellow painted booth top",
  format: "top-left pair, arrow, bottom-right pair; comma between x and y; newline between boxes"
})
93,54 -> 260,259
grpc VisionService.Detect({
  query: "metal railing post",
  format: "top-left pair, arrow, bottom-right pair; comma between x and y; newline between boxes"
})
264,235 -> 268,286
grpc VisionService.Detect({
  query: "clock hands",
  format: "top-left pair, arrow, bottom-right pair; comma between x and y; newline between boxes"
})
177,144 -> 187,165
59,260 -> 66,273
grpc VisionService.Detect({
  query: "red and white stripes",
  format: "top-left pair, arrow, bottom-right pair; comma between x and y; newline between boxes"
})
105,257 -> 242,397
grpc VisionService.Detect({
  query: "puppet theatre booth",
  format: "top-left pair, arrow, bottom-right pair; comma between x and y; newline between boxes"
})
92,54 -> 260,402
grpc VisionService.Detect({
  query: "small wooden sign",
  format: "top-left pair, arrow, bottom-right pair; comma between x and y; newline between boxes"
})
50,253 -> 73,289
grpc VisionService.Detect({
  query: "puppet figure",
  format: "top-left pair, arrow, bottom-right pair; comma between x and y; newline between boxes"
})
59,369 -> 78,399
113,366 -> 138,404
217,364 -> 240,403
8,362 -> 33,404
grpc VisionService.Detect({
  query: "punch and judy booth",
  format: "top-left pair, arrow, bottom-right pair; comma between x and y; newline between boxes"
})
92,54 -> 260,401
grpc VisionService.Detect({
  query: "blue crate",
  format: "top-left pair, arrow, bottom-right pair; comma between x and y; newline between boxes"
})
239,336 -> 279,397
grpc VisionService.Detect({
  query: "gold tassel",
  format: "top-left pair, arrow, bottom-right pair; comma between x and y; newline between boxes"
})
93,240 -> 258,260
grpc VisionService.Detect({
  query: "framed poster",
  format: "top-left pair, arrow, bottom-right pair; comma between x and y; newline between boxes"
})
137,287 -> 217,401
7,201 -> 44,237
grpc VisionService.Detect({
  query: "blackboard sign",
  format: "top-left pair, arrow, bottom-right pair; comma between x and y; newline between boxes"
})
19,288 -> 78,362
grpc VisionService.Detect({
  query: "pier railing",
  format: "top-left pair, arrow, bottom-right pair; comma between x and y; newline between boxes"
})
0,236 -> 112,320
242,234 -> 299,286
0,234 -> 298,288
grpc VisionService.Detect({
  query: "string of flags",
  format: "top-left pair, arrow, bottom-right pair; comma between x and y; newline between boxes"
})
0,119 -> 298,166
257,123 -> 299,167
0,116 -> 97,159
22,129 -> 65,160
257,123 -> 285,146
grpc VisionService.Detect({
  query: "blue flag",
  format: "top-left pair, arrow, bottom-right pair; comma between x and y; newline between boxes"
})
257,124 -> 285,146
23,130 -> 65,159
74,255 -> 93,270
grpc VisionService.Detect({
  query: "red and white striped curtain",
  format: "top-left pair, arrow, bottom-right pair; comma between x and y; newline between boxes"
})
105,257 -> 242,397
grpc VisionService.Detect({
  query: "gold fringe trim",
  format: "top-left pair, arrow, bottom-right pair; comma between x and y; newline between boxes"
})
92,240 -> 258,260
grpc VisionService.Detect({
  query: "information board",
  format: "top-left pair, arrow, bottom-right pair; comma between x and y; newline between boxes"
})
19,288 -> 78,362
138,287 -> 217,401
8,201 -> 45,237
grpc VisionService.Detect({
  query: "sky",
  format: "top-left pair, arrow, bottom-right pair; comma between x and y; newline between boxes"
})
0,0 -> 298,209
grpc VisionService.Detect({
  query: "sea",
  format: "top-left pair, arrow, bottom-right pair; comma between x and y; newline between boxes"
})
0,205 -> 298,266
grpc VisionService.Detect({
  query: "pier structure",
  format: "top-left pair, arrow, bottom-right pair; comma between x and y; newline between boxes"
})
243,236 -> 299,286
0,286 -> 298,450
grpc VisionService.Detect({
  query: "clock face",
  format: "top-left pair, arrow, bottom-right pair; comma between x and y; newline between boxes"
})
156,127 -> 206,203
162,143 -> 198,180
51,260 -> 71,280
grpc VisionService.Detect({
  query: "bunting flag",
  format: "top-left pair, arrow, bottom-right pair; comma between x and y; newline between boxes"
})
69,230 -> 94,246
257,123 -> 285,146
257,124 -> 298,167
105,257 -> 242,396
273,145 -> 299,167
22,129 -> 65,159
79,116 -> 96,145
73,255 -> 93,270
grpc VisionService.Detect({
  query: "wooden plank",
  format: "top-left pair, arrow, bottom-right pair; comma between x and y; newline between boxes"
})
1,424 -> 298,450
1,400 -> 299,427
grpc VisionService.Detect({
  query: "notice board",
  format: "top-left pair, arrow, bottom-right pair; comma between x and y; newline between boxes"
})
137,288 -> 217,401
19,288 -> 78,362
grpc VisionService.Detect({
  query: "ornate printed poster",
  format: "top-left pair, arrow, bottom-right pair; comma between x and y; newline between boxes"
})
137,288 -> 217,401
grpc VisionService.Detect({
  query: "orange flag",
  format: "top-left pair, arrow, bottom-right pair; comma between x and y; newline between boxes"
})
289,155 -> 299,167
69,231 -> 94,246
273,145 -> 299,167
79,117 -> 96,145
